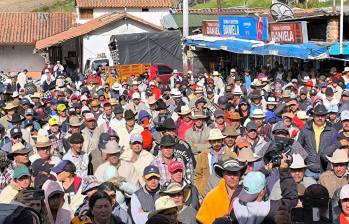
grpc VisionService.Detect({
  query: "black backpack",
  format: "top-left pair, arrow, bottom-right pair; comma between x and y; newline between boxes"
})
0,203 -> 41,224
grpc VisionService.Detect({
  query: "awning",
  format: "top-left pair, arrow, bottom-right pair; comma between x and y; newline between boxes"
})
184,34 -> 330,60
252,42 -> 329,60
184,34 -> 263,54
329,42 -> 349,55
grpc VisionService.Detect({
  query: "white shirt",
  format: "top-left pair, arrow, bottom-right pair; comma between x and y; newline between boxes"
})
62,149 -> 89,178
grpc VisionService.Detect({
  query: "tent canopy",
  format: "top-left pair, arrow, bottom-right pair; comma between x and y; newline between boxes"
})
184,34 -> 330,60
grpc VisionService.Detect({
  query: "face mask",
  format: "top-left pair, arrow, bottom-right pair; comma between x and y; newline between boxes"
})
290,92 -> 297,99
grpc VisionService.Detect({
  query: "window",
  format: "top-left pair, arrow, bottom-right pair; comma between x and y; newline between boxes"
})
157,65 -> 173,75
80,8 -> 93,19
142,8 -> 149,12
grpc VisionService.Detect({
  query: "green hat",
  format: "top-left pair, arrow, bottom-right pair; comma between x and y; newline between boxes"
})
13,165 -> 30,179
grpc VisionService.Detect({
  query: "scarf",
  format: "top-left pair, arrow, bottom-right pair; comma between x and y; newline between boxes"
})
233,198 -> 270,224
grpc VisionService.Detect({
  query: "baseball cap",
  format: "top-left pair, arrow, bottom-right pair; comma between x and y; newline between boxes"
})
246,121 -> 257,132
48,117 -> 59,126
51,160 -> 76,174
57,104 -> 66,112
10,127 -> 22,138
303,184 -> 329,209
25,108 -> 34,116
340,184 -> 349,200
341,110 -> 349,121
168,161 -> 184,173
214,109 -> 225,118
132,92 -> 141,99
31,159 -> 54,176
130,133 -> 143,144
13,165 -> 31,179
143,165 -> 160,180
238,171 -> 266,203
84,113 -> 96,122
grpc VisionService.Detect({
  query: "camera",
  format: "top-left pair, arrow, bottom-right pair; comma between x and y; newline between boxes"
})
264,135 -> 294,167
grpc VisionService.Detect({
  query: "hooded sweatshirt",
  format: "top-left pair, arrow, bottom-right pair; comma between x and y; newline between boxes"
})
42,180 -> 73,224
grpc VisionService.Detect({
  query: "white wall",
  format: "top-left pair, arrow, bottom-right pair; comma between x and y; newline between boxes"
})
0,45 -> 44,72
77,7 -> 169,26
82,19 -> 160,68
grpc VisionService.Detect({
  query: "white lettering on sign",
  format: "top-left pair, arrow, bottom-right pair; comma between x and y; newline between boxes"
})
223,25 -> 240,35
270,31 -> 295,42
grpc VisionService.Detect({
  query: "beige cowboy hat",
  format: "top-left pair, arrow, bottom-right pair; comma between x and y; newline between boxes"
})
251,109 -> 265,119
68,116 -> 82,127
3,102 -> 18,110
212,71 -> 220,76
326,149 -> 349,164
289,154 -> 307,169
148,196 -> 181,218
34,135 -> 52,148
190,110 -> 207,120
208,128 -> 226,141
237,147 -> 260,163
251,79 -> 266,88
177,105 -> 192,116
160,182 -> 191,203
30,92 -> 42,99
170,89 -> 182,97
222,126 -> 240,137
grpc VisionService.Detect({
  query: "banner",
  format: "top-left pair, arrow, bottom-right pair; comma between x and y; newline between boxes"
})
219,16 -> 268,41
202,20 -> 220,36
269,21 -> 308,44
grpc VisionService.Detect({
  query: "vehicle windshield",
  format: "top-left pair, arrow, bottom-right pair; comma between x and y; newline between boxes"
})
92,59 -> 109,71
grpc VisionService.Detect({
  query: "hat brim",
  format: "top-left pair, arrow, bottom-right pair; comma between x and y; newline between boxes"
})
8,118 -> 24,123
266,102 -> 278,105
177,110 -> 192,116
208,136 -> 226,141
214,162 -> 241,178
148,205 -> 180,218
238,155 -> 261,163
35,142 -> 52,148
160,186 -> 191,203
289,164 -> 307,169
144,173 -> 160,180
190,115 -> 207,120
238,189 -> 260,203
125,112 -> 138,120
326,156 -> 349,164
8,148 -> 31,160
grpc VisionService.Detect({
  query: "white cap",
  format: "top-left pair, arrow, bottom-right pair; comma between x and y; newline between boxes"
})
340,184 -> 349,199
44,69 -> 50,73
341,110 -> 349,121
132,92 -> 141,99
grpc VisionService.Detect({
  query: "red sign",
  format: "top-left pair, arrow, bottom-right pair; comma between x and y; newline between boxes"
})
202,20 -> 220,36
269,21 -> 308,44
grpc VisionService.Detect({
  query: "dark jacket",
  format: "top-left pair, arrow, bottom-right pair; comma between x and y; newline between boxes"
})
297,121 -> 338,172
229,168 -> 298,224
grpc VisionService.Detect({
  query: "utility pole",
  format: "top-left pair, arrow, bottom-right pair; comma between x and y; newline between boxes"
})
183,0 -> 189,71
217,0 -> 221,13
340,0 -> 344,54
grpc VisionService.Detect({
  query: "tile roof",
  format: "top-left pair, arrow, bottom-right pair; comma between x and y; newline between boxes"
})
76,0 -> 172,8
0,12 -> 76,45
35,12 -> 164,50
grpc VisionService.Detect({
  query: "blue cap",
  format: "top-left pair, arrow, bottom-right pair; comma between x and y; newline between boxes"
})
238,171 -> 266,203
130,133 -> 143,144
21,98 -> 31,105
51,99 -> 58,105
143,165 -> 160,179
51,160 -> 76,174
25,108 -> 34,116
328,104 -> 339,113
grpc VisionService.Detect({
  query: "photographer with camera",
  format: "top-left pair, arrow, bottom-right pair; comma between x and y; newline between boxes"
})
227,154 -> 298,224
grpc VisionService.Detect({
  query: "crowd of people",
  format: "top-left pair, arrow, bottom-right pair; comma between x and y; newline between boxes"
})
1,62 -> 349,223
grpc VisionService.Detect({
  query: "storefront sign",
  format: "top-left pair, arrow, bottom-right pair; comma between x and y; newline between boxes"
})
219,16 -> 268,41
202,20 -> 220,36
269,21 -> 308,44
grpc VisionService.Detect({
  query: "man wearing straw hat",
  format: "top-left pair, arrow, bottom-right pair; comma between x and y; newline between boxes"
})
319,148 -> 349,197
194,128 -> 236,198
160,182 -> 197,224
185,110 -> 211,155
0,102 -> 17,129
29,135 -> 61,165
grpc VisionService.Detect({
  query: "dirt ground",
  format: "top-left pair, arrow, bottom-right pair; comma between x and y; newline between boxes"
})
0,0 -> 55,12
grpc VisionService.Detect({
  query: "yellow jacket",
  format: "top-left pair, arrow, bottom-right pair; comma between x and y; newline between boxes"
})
196,179 -> 231,224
